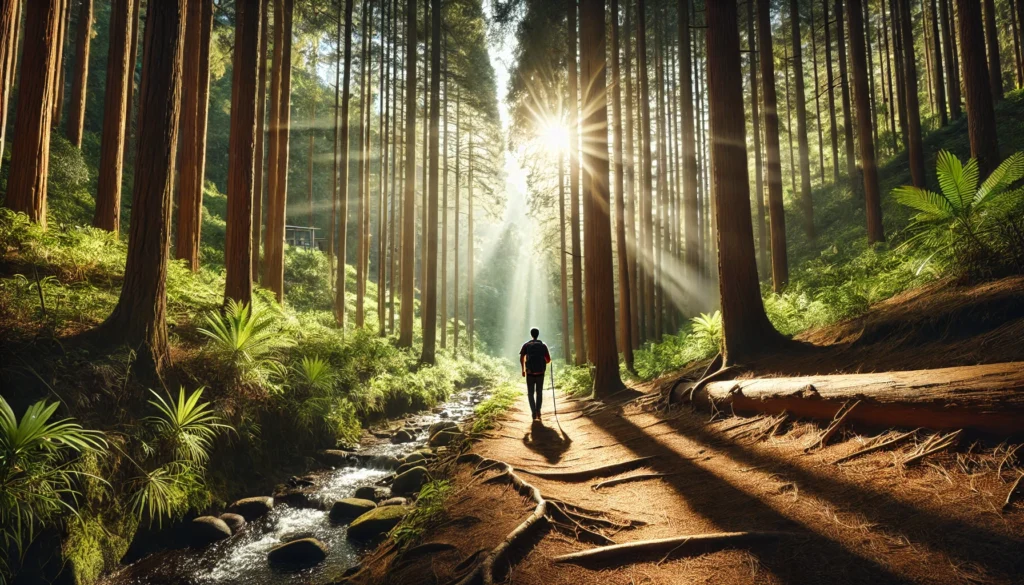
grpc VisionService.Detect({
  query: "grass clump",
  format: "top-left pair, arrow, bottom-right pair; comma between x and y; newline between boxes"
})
471,382 -> 519,433
392,480 -> 453,549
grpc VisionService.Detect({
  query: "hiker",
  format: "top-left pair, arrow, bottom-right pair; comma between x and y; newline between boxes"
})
519,328 -> 551,421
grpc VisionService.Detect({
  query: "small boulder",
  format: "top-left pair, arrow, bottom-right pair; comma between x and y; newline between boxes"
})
428,430 -> 464,448
394,461 -> 423,477
354,486 -> 387,502
390,429 -> 416,444
329,498 -> 377,523
377,497 -> 408,507
402,452 -> 428,466
363,454 -> 401,470
228,496 -> 274,521
427,420 -> 458,438
218,513 -> 246,534
190,516 -> 232,547
391,466 -> 430,495
267,537 -> 328,568
347,506 -> 409,541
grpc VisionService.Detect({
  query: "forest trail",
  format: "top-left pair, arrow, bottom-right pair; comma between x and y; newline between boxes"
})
355,376 -> 1024,585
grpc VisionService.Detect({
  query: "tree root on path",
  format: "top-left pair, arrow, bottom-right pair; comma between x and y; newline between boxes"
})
453,453 -> 642,585
832,429 -> 919,465
517,456 -> 659,482
1003,473 -> 1023,511
899,430 -> 962,467
808,400 -> 860,451
592,472 -> 680,491
550,531 -> 794,566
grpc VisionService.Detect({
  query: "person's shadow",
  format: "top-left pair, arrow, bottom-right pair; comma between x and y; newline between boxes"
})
522,419 -> 571,464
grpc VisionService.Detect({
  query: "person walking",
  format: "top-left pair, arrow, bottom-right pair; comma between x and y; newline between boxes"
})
519,327 -> 551,421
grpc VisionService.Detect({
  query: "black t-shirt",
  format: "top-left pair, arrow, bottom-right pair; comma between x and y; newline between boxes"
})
519,339 -> 551,375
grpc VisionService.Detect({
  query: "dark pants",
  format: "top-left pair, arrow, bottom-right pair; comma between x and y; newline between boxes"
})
526,374 -> 544,416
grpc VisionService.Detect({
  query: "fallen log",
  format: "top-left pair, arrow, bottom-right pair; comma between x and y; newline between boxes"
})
551,531 -> 791,566
696,362 -> 1024,437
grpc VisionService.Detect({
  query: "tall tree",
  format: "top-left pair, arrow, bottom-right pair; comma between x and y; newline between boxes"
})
982,0 -> 1003,102
175,0 -> 214,271
66,0 -> 93,147
579,0 -> 623,395
264,0 -> 295,301
252,0 -> 269,281
398,0 -> 417,347
637,0 -> 655,342
939,0 -> 961,119
757,0 -> 789,291
224,0 -> 263,305
611,0 -> 633,369
355,0 -> 371,327
822,0 -> 840,183
568,0 -> 586,364
0,0 -> 20,156
51,0 -> 71,128
96,0 -> 187,369
265,0 -> 283,289
421,0 -> 441,364
93,0 -> 139,232
748,0 -> 767,276
706,0 -> 786,365
930,0 -> 947,126
336,0 -> 355,327
956,0 -> 1000,175
624,0 -> 639,345
789,0 -> 815,238
5,0 -> 61,226
848,0 -> 885,243
835,0 -> 857,179
897,0 -> 925,187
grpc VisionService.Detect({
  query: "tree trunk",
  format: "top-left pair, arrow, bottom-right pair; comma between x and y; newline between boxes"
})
0,0 -> 21,156
253,0 -> 268,282
930,0 -> 947,126
783,41 -> 797,197
51,0 -> 70,129
955,0 -> 1000,176
224,0 -> 262,305
758,0 -> 789,292
558,148 -> 571,363
265,0 -> 294,302
897,0 -> 925,187
810,4 -> 826,183
611,0 -> 633,370
651,19 -> 665,340
790,0 -> 815,238
398,0 -> 416,347
175,0 -> 214,272
97,0 -> 186,370
579,0 -> 623,396
847,0 -> 885,244
452,88 -> 460,351
706,0 -> 786,365
1011,0 -> 1023,89
822,0 -> 840,184
388,0 -> 400,334
982,0 -> 1003,102
568,0 -> 587,363
939,0 -> 961,119
120,0 -> 140,181
420,0 -> 429,320
835,0 -> 857,179
379,0 -> 391,338
5,0 -> 61,227
625,0 -> 640,347
65,0 -> 92,146
420,0 -> 440,364
467,120 -> 474,354
265,0 -> 283,288
307,52 -> 316,230
637,0 -> 655,343
355,0 -> 370,328
335,0 -> 354,326
882,2 -> 898,152
749,0 -> 767,279
93,0 -> 138,232
699,362 -> 1024,437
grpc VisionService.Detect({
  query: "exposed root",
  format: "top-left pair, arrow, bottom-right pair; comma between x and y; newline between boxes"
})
550,531 -> 793,566
716,415 -> 769,434
808,400 -> 860,451
453,453 -> 641,585
666,353 -> 723,404
1003,473 -> 1024,511
900,430 -> 962,467
518,456 -> 658,482
732,412 -> 788,443
592,472 -> 680,491
833,429 -> 919,465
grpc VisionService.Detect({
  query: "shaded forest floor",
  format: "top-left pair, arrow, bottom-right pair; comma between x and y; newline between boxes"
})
352,276 -> 1024,585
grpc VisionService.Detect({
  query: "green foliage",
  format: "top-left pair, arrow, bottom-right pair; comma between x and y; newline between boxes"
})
893,150 -> 1024,279
471,382 -> 519,433
555,364 -> 593,398
689,311 -> 723,349
129,387 -> 230,527
392,480 -> 453,549
197,299 -> 293,389
0,396 -> 106,582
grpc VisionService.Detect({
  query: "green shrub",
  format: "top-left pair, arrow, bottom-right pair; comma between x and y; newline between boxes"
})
471,382 -> 519,433
392,480 -> 453,549
197,299 -> 292,389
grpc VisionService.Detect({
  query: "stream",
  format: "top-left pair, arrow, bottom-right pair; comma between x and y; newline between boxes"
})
102,386 -> 489,585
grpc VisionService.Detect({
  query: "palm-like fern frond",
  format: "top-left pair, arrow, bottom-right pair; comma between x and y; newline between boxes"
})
197,299 -> 291,364
976,152 -> 1024,209
891,186 -> 954,222
293,355 -> 337,393
935,150 -> 978,211
144,387 -> 230,465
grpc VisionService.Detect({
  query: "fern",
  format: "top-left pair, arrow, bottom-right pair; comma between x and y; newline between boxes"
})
197,299 -> 292,387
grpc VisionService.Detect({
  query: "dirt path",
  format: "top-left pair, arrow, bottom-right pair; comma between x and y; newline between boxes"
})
356,379 -> 1024,585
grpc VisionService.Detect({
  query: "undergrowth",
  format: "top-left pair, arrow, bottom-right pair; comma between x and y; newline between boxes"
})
470,382 -> 519,433
391,480 -> 452,549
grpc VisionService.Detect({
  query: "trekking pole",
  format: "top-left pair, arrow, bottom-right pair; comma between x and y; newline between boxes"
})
550,362 -> 565,436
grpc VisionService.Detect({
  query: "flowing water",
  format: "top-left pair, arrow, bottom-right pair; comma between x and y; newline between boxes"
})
102,387 -> 489,585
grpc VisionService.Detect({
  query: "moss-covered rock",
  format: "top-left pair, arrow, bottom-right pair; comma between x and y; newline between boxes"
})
267,537 -> 327,568
391,466 -> 430,495
329,498 -> 377,523
347,506 -> 409,541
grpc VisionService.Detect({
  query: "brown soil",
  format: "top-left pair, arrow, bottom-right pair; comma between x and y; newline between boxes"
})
349,277 -> 1024,585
